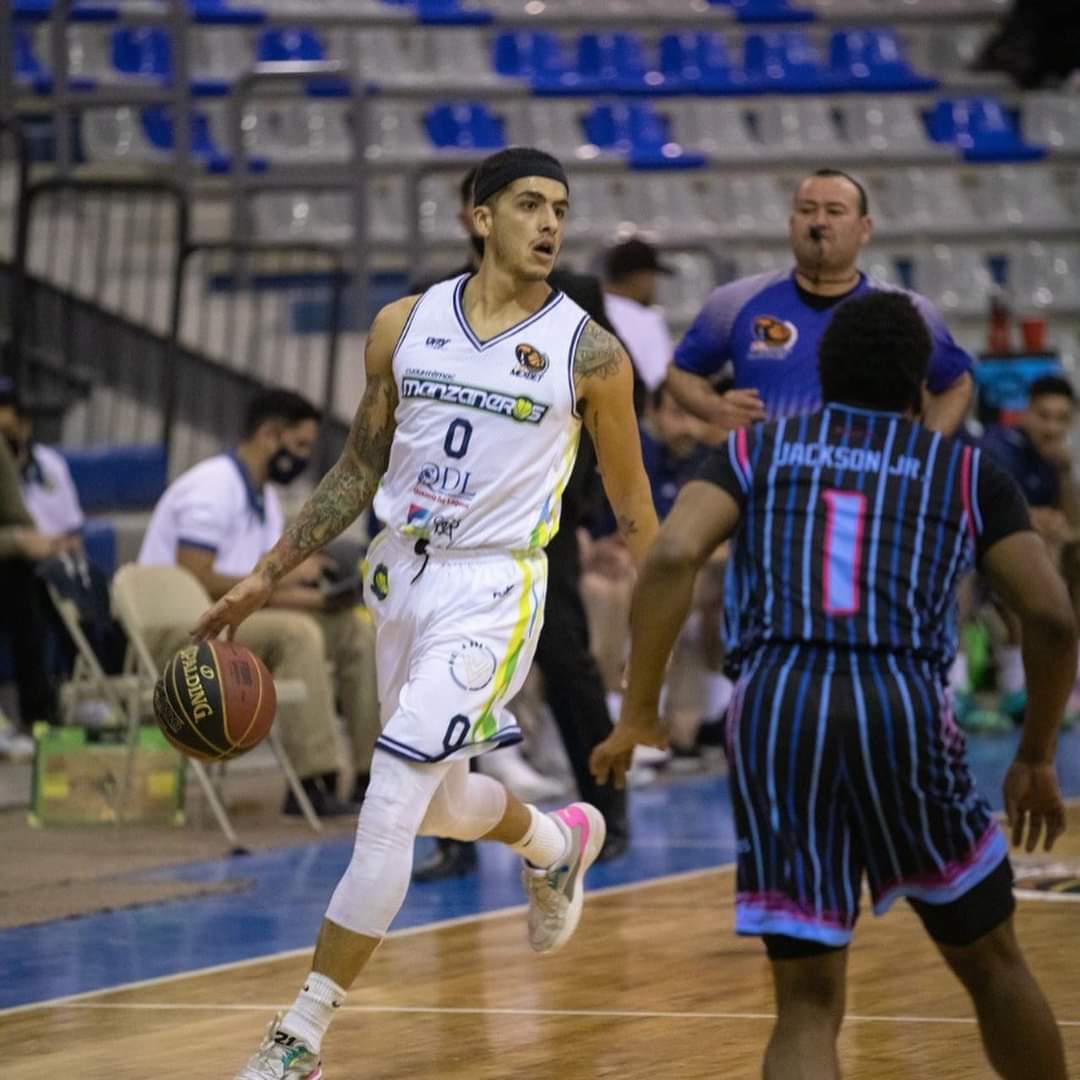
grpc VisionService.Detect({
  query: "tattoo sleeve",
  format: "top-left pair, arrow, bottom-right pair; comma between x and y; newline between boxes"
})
257,370 -> 397,583
573,319 -> 625,384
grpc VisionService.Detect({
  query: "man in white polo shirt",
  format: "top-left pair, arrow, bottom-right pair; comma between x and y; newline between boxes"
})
602,237 -> 676,393
139,389 -> 379,817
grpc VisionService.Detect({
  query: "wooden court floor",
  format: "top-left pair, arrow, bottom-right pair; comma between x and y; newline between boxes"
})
8,813 -> 1080,1079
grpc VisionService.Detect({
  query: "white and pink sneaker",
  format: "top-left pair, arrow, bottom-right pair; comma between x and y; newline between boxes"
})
521,802 -> 606,954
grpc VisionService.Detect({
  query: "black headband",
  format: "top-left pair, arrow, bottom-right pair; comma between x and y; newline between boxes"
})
473,150 -> 569,207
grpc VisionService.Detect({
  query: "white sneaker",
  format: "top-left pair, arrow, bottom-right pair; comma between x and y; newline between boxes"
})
522,802 -> 606,955
633,744 -> 670,768
478,745 -> 567,802
0,730 -> 34,762
235,1014 -> 322,1080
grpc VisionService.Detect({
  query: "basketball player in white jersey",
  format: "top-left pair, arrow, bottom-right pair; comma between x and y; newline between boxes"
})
192,147 -> 659,1079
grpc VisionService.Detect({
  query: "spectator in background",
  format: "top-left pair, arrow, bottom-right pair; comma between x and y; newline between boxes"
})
0,382 -> 84,544
974,0 -> 1080,88
583,382 -> 729,756
602,238 -> 675,393
138,388 -> 379,818
979,376 -> 1080,720
0,425 -> 67,759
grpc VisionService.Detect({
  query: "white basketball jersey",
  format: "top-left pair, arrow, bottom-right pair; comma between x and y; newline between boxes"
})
373,274 -> 589,552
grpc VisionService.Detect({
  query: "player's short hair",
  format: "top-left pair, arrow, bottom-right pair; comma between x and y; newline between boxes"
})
1028,374 -> 1076,406
471,147 -> 569,207
818,292 -> 930,414
242,388 -> 320,438
803,169 -> 870,216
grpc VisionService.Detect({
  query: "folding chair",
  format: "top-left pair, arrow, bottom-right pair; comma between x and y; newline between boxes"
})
110,563 -> 322,843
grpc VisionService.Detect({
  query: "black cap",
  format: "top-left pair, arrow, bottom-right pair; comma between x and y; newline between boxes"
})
605,238 -> 673,281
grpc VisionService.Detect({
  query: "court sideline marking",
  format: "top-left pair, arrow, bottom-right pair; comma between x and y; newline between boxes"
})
41,1001 -> 1080,1028
0,864 -> 730,1017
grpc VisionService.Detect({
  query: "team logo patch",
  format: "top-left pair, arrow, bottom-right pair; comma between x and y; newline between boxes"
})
512,342 -> 549,381
404,503 -> 461,541
370,563 -> 389,602
449,640 -> 497,692
749,315 -> 799,358
1014,862 -> 1080,902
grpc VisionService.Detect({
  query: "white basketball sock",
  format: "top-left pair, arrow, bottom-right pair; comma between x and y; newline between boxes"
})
281,972 -> 346,1054
510,805 -> 567,869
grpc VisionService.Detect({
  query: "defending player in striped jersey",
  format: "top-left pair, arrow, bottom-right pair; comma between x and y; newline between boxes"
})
192,146 -> 658,1080
594,292 -> 1074,1080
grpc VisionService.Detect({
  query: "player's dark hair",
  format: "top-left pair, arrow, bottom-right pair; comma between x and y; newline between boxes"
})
808,168 -> 869,216
242,388 -> 320,438
818,292 -> 930,414
1028,374 -> 1076,405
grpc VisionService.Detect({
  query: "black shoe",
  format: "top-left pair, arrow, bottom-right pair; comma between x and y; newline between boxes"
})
413,839 -> 478,883
282,777 -> 357,819
597,829 -> 629,863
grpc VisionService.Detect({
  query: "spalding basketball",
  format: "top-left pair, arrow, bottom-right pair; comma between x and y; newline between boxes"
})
154,640 -> 276,762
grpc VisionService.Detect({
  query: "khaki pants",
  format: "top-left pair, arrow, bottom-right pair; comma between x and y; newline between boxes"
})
148,610 -> 341,780
312,607 -> 380,776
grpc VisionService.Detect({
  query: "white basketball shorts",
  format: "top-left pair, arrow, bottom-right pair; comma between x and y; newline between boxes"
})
362,530 -> 548,763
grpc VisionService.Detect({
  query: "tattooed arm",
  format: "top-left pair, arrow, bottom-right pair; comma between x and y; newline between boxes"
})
575,320 -> 659,567
190,297 -> 413,640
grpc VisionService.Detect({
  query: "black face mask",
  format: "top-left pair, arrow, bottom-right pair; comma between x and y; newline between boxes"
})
267,446 -> 310,486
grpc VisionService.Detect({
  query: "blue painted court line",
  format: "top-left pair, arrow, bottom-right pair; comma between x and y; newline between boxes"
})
1,730 -> 1078,1012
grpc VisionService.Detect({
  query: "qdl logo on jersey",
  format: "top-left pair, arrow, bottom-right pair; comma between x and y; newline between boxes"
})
416,462 -> 478,506
749,315 -> 799,359
511,342 -> 549,382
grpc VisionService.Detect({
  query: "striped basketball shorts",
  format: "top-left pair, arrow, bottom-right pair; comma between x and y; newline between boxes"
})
362,530 -> 548,764
727,645 -> 1007,947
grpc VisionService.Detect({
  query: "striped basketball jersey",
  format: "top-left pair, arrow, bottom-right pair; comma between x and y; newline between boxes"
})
701,403 -> 1031,671
373,274 -> 589,552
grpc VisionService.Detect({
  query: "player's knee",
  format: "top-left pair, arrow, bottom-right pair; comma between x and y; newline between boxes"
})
766,940 -> 846,1024
939,918 -> 1023,997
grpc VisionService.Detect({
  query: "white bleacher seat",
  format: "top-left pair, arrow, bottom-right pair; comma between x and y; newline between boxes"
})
1023,94 -> 1080,152
755,99 -> 848,159
365,101 -> 430,161
243,101 -> 352,164
504,101 -> 585,157
657,252 -> 720,326
840,97 -> 937,154
969,166 -> 1072,229
191,27 -> 254,84
672,101 -> 760,160
351,29 -> 429,89
368,175 -> 408,245
424,29 -> 505,87
418,173 -> 468,244
252,191 -> 353,245
861,246 -> 907,288
1011,242 -> 1080,312
722,175 -> 789,239
867,167 -> 977,236
914,244 -> 993,315
734,249 -> 790,278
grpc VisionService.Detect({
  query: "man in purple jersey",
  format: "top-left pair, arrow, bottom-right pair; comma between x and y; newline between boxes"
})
666,169 -> 975,438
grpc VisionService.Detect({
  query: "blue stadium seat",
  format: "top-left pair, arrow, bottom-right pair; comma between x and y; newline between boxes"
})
658,32 -> 748,94
424,103 -> 506,150
13,26 -> 96,93
711,0 -> 815,24
111,27 -> 171,82
378,0 -> 493,24
744,30 -> 828,93
582,103 -> 705,168
493,31 -> 562,79
257,27 -> 324,62
925,98 -> 1047,163
63,444 -> 168,512
573,32 -> 659,94
139,105 -> 268,172
829,29 -> 936,92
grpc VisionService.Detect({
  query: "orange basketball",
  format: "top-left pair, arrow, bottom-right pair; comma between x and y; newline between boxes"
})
154,640 -> 276,762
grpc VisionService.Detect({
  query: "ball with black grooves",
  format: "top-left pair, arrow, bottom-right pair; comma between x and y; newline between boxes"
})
154,640 -> 275,762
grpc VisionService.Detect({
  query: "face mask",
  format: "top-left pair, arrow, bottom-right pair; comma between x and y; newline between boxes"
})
267,445 -> 310,485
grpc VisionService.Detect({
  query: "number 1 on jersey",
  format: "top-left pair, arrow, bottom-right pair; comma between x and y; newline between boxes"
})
822,490 -> 867,616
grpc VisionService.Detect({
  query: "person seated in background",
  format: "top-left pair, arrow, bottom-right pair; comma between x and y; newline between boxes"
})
602,237 -> 675,395
0,406 -> 71,759
582,381 -> 729,764
977,375 -> 1080,722
138,388 -> 379,818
